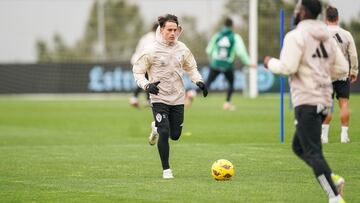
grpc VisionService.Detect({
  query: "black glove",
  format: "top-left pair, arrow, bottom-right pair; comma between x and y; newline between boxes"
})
196,81 -> 208,97
146,81 -> 160,95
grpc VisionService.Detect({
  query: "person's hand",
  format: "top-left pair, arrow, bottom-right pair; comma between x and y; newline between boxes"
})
196,81 -> 208,97
146,81 -> 160,95
263,56 -> 271,69
350,74 -> 357,83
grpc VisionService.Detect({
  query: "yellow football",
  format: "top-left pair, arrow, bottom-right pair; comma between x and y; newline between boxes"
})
211,159 -> 235,181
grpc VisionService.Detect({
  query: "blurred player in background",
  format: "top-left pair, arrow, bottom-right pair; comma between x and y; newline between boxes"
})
264,0 -> 348,202
133,14 -> 208,179
205,17 -> 252,110
321,6 -> 359,144
129,22 -> 158,108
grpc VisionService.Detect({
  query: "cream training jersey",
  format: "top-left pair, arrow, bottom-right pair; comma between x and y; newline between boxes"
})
132,26 -> 204,105
327,25 -> 358,80
268,19 -> 348,107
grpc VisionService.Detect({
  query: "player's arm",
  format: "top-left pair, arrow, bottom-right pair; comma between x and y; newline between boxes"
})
331,40 -> 349,80
132,53 -> 151,90
234,34 -> 251,66
183,50 -> 208,97
183,50 -> 201,82
205,34 -> 218,56
347,32 -> 358,82
265,31 -> 302,75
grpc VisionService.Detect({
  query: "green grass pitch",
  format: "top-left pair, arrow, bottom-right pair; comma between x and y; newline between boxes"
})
0,93 -> 359,202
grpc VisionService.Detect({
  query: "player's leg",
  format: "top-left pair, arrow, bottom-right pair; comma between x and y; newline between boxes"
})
192,68 -> 219,107
321,83 -> 336,144
321,113 -> 332,144
338,98 -> 350,126
292,131 -> 310,165
291,131 -> 347,199
168,104 -> 184,141
224,69 -> 234,102
205,68 -> 221,89
339,98 -> 350,143
335,79 -> 351,143
185,89 -> 197,108
151,103 -> 172,177
223,69 -> 235,110
130,73 -> 149,108
193,68 -> 219,107
155,104 -> 185,179
134,87 -> 142,98
294,105 -> 341,200
130,87 -> 142,108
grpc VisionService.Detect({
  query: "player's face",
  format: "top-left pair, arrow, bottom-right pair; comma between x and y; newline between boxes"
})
160,22 -> 178,44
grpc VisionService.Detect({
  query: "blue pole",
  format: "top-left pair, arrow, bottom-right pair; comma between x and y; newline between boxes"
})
280,8 -> 285,144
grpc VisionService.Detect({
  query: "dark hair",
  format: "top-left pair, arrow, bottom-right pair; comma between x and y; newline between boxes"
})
326,6 -> 338,22
224,17 -> 233,27
302,0 -> 322,18
151,22 -> 158,32
158,14 -> 178,28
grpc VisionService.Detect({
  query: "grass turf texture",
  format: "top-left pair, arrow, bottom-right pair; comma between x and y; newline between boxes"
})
0,94 -> 359,202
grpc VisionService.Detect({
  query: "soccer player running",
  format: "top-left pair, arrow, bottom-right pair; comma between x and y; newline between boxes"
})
129,22 -> 158,108
205,17 -> 253,110
132,14 -> 208,179
321,6 -> 359,144
264,0 -> 348,202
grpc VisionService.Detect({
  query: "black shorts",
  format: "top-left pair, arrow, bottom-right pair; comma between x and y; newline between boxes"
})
151,103 -> 184,138
332,79 -> 350,100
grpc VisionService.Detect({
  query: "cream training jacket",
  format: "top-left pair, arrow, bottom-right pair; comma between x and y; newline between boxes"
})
268,19 -> 348,108
132,26 -> 204,105
327,25 -> 358,80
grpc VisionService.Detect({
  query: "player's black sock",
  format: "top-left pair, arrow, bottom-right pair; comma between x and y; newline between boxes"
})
226,87 -> 233,102
157,127 -> 170,170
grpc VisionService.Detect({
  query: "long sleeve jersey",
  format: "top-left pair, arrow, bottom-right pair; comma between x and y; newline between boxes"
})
206,27 -> 251,71
268,19 -> 348,108
132,27 -> 204,105
327,25 -> 358,80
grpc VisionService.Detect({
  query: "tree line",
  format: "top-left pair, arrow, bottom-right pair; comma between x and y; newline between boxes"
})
36,0 -> 360,66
